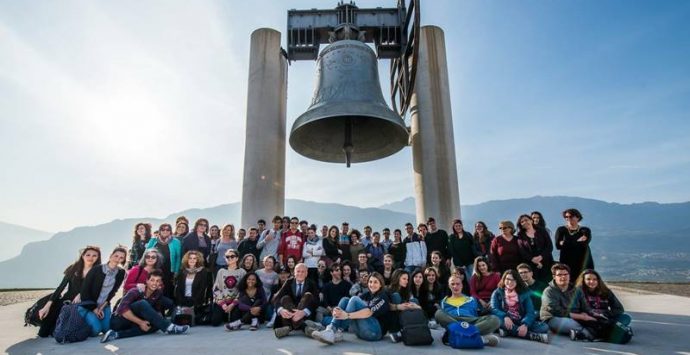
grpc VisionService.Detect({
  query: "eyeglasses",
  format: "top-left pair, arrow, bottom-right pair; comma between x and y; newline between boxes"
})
554,273 -> 569,277
145,255 -> 157,259
225,255 -> 238,259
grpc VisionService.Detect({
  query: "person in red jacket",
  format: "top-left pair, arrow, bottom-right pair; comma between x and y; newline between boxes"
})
279,217 -> 304,268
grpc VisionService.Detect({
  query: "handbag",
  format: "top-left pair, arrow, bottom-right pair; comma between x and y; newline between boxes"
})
172,306 -> 194,326
24,294 -> 53,327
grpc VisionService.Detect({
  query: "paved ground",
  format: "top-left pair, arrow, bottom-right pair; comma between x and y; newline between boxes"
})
3,289 -> 690,355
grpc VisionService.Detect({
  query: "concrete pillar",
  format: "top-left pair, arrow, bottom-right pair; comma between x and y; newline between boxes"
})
241,28 -> 287,229
409,26 -> 461,230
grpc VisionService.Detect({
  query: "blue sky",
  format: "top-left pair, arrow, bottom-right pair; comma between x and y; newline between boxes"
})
1,0 -> 688,232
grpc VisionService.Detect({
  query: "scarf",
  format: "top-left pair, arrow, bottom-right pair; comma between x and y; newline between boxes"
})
504,287 -> 519,308
185,266 -> 204,275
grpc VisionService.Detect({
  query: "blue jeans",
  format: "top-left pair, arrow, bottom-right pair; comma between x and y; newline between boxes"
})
547,317 -> 592,338
390,292 -> 419,305
78,305 -> 112,337
499,318 -> 549,336
110,300 -> 172,339
330,297 -> 382,341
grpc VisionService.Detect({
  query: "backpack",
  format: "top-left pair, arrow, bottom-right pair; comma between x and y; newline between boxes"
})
447,321 -> 484,349
399,309 -> 433,346
24,294 -> 52,327
172,306 -> 195,326
53,302 -> 94,344
606,321 -> 633,344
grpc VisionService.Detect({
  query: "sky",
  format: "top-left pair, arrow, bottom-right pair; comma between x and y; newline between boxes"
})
1,0 -> 689,232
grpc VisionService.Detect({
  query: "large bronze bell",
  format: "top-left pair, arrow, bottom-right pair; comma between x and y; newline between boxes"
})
289,40 -> 409,167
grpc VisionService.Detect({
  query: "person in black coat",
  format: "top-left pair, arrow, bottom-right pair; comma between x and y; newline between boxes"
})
517,214 -> 555,283
182,218 -> 212,262
79,246 -> 127,336
272,263 -> 319,338
175,251 -> 211,310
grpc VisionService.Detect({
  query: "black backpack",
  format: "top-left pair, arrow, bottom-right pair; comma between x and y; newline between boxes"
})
24,294 -> 53,327
399,309 -> 434,346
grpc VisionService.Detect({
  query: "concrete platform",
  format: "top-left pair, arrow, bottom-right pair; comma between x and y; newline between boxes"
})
3,289 -> 690,354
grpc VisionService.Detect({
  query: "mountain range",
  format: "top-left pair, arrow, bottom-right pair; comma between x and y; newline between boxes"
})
0,222 -> 51,262
1,196 -> 688,288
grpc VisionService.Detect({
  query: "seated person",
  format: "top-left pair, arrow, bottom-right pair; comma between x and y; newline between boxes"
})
101,270 -> 188,342
225,272 -> 266,331
576,269 -> 633,342
435,275 -> 500,347
387,269 -> 422,342
79,247 -> 127,337
174,251 -> 211,324
540,263 -> 596,341
311,272 -> 392,344
517,263 -> 547,318
272,263 -> 318,338
211,249 -> 247,326
349,269 -> 370,297
490,270 -> 549,343
319,263 -> 352,325
469,257 -> 500,312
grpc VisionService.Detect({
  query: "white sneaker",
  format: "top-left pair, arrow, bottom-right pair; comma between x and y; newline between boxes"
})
428,320 -> 439,329
312,327 -> 343,345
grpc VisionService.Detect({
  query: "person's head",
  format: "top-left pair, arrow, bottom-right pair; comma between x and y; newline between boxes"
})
317,259 -> 327,273
209,225 -> 220,238
391,269 -> 410,290
448,275 -> 464,296
294,263 -> 308,282
194,218 -> 209,234
182,250 -> 205,269
563,208 -> 583,224
498,220 -> 515,236
551,263 -> 571,288
576,269 -> 610,297
239,272 -> 263,292
383,228 -> 391,239
358,269 -> 370,285
368,272 -> 385,294
133,222 -> 151,242
342,262 -> 352,280
225,249 -> 240,268
307,226 -> 316,239
109,246 -> 128,266
349,229 -> 361,244
383,254 -> 393,269
158,223 -> 173,240
321,225 -> 329,236
299,220 -> 309,232
394,229 -> 402,241
175,222 -> 189,236
282,216 -> 290,230
498,269 -> 525,293
176,216 -> 189,226
357,251 -> 368,264
329,263 -> 342,280
262,255 -> 276,271
530,211 -> 546,228
473,256 -> 490,277
452,219 -> 464,234
139,248 -> 163,269
257,219 -> 266,231
474,221 -> 488,235
405,223 -> 414,235
412,269 -> 425,287
431,251 -> 443,265
249,227 -> 258,240
328,226 -> 340,239
427,217 -> 437,231
221,224 -> 235,239
424,267 -> 438,286
289,217 -> 299,231
145,269 -> 164,291
341,222 -> 349,234
278,266 -> 290,281
272,215 -> 282,229
241,253 -> 257,271
417,223 -> 428,236
363,225 -> 372,236
238,228 -> 246,240
516,214 -> 534,234
66,245 -> 102,276
373,231 -> 381,243
451,266 -> 466,281
516,263 -> 534,283
286,256 -> 297,271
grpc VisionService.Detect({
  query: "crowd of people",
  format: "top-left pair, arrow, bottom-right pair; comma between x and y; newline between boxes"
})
35,208 -> 633,347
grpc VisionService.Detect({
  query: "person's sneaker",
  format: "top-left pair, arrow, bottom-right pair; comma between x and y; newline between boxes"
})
265,320 -> 274,328
304,320 -> 326,337
570,329 -> 583,341
166,324 -> 189,335
529,332 -> 550,343
250,318 -> 259,331
100,329 -> 118,343
482,334 -> 500,347
428,319 -> 439,329
497,328 -> 507,337
274,325 -> 291,339
388,331 -> 402,343
312,327 -> 342,345
225,320 -> 242,331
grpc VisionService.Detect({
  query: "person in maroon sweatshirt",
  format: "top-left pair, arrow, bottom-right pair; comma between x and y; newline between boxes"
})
490,220 -> 526,274
279,217 -> 304,268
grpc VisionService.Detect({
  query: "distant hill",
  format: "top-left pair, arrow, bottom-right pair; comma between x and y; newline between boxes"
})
0,222 -> 51,262
1,196 -> 688,288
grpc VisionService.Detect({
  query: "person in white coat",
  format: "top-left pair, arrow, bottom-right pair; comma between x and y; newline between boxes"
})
303,227 -> 324,285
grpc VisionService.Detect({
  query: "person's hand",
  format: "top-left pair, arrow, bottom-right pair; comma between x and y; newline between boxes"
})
292,309 -> 306,322
136,283 -> 146,292
531,256 -> 541,264
517,324 -> 528,337
94,309 -> 104,319
504,317 -> 514,330
332,308 -> 348,320
279,309 -> 294,319
38,304 -> 51,320
250,306 -> 261,316
226,303 -> 235,313
577,236 -> 587,242
71,294 -> 81,304
138,321 -> 152,332
480,300 -> 489,309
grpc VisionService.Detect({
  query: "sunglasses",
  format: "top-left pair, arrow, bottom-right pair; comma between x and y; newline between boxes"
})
225,255 -> 238,259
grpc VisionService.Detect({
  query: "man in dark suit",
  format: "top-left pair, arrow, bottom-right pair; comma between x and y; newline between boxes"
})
273,263 -> 318,338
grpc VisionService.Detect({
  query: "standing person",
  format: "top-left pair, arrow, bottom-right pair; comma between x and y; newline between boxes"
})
182,218 -> 212,262
470,257 -> 501,312
174,251 -> 211,320
79,246 -> 128,337
147,223 -> 181,300
435,275 -> 500,347
299,220 -> 310,239
403,223 -> 426,273
361,226 -> 374,248
381,228 -> 393,252
238,227 -> 260,260
129,223 -> 151,269
517,263 -> 547,317
576,269 -> 633,342
531,211 -> 551,236
490,270 -> 550,343
38,246 -> 101,337
540,263 -> 595,340
490,220 -> 524,274
311,272 -> 392,344
473,221 -> 494,258
448,219 -> 476,278
101,270 -> 189,342
258,216 -> 282,267
348,230 -> 365,264
174,221 -> 189,243
210,249 -> 247,327
555,208 -> 594,280
366,232 -> 386,271
388,229 -> 406,270
226,272 -> 266,331
517,214 -> 554,283
322,226 -> 342,264
319,263 -> 352,326
124,249 -> 163,293
237,229 -> 247,244
209,225 -> 221,262
302,227 -> 324,283
278,217 -> 304,267
338,222 -> 351,262
257,219 -> 267,236
425,217 -> 449,263
272,264 -> 319,338
321,225 -> 329,239
214,224 -> 238,274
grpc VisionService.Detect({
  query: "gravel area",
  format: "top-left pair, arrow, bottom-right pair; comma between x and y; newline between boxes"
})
0,290 -> 52,307
609,282 -> 690,298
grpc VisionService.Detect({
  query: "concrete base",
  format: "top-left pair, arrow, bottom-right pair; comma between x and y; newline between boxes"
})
3,290 -> 690,354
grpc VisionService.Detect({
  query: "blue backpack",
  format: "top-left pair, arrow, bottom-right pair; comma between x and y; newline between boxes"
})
53,302 -> 93,344
447,321 -> 484,349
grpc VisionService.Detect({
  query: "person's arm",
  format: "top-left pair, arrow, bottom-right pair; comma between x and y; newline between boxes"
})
124,267 -> 139,291
608,291 -> 625,317
520,294 -> 536,327
256,230 -> 267,249
342,307 -> 373,319
554,228 -> 564,249
489,289 -> 506,319
489,239 -> 500,272
469,276 -> 480,300
119,309 -> 149,331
